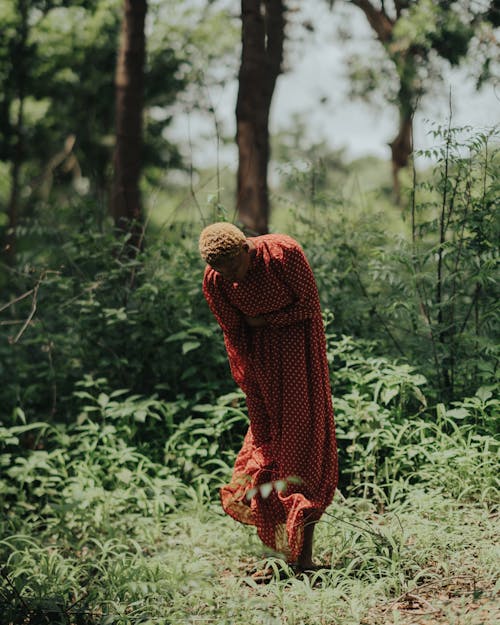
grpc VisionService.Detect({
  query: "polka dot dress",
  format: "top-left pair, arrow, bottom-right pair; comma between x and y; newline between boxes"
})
202,234 -> 338,561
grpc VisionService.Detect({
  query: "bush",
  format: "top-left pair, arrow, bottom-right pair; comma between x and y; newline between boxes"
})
287,124 -> 499,402
0,222 -> 231,423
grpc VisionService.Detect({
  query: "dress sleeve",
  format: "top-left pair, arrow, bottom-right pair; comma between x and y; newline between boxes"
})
263,243 -> 321,327
202,270 -> 253,392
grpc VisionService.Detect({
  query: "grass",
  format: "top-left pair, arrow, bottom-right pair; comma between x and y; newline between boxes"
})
1,362 -> 498,624
2,486 -> 498,624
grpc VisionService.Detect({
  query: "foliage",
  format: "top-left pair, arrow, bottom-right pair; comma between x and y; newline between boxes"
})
0,3 -> 497,621
0,370 -> 498,622
282,123 -> 499,401
0,0 -> 238,263
1,223 -> 498,622
407,123 -> 500,398
326,332 -> 499,503
0,213 -> 233,421
340,0 -> 498,110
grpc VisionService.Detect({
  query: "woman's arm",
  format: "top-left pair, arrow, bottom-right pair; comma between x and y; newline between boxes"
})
263,243 -> 320,327
203,270 -> 253,390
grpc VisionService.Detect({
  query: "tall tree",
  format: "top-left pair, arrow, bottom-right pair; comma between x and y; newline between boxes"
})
335,0 -> 498,201
111,0 -> 147,250
236,0 -> 285,234
3,0 -> 28,264
0,0 -> 114,266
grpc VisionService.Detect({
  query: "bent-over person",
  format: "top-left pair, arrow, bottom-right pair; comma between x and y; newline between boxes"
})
199,222 -> 338,572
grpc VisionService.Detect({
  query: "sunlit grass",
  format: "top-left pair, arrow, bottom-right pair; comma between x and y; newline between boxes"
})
1,338 -> 498,623
2,478 -> 498,624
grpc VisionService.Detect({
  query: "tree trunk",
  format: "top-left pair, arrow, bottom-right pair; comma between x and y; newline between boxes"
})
236,0 -> 285,234
111,0 -> 147,251
389,52 -> 416,204
3,0 -> 28,265
350,0 -> 417,203
389,107 -> 413,205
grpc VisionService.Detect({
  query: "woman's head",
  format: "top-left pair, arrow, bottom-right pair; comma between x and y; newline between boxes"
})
199,222 -> 251,282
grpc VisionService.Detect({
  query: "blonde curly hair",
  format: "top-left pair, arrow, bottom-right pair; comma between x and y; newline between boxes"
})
199,222 -> 246,265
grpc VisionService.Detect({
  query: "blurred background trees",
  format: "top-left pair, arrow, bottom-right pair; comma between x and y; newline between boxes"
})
336,0 -> 499,202
0,0 -> 498,419
111,0 -> 147,250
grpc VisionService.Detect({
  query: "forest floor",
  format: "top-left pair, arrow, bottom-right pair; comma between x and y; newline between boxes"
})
4,487 -> 499,624
142,489 -> 499,625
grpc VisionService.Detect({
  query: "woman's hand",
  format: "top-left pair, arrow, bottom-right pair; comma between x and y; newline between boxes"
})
244,315 -> 267,327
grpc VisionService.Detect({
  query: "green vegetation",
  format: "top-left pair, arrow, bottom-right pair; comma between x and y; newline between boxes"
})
1,341 -> 498,624
1,0 -> 498,620
1,124 -> 499,623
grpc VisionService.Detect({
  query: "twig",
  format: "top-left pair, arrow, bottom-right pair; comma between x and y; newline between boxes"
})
204,81 -> 222,207
410,118 -> 442,391
405,592 -> 439,612
65,589 -> 90,613
11,274 -> 43,343
321,509 -> 393,544
383,574 -> 478,613
0,287 -> 34,313
386,591 -> 440,615
187,111 -> 205,223
350,261 -> 405,357
127,209 -> 151,292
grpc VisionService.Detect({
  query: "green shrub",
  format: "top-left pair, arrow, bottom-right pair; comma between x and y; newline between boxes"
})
286,125 -> 499,402
0,223 -> 230,423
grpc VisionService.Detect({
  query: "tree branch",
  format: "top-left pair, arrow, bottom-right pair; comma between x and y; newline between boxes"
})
350,0 -> 394,42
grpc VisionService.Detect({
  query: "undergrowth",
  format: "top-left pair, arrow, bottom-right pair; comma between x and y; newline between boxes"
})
1,336 -> 498,624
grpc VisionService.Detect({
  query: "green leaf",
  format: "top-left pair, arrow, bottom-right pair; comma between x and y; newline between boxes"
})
275,480 -> 287,493
182,341 -> 200,355
381,387 -> 399,405
260,483 -> 273,499
446,407 -> 470,419
476,387 -> 493,402
13,407 -> 26,425
116,468 -> 133,484
97,393 -> 109,408
134,409 -> 148,423
165,330 -> 189,343
246,487 -> 258,500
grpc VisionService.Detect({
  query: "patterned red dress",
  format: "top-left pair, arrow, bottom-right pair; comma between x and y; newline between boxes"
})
202,234 -> 338,561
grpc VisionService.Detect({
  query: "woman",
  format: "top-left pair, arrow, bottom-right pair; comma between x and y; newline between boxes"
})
199,222 -> 338,572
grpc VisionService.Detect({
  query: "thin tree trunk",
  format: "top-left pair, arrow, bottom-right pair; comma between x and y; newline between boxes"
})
4,0 -> 28,265
350,1 -> 419,203
111,0 -> 147,251
6,100 -> 23,264
236,0 -> 285,234
389,107 -> 413,205
436,118 -> 453,399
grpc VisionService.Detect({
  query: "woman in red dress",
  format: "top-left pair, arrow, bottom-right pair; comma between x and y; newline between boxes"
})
199,222 -> 338,571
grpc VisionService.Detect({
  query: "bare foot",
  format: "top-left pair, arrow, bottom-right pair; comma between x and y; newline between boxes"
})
296,561 -> 323,573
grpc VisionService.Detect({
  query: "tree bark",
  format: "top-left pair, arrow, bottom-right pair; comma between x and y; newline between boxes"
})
350,0 -> 393,42
236,0 -> 285,234
389,103 -> 413,205
3,0 -> 28,265
111,0 -> 147,251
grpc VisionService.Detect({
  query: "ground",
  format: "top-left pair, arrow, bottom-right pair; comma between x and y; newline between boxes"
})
3,486 -> 498,624
150,489 -> 499,625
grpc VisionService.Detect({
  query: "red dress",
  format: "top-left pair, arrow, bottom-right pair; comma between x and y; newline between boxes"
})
202,234 -> 338,561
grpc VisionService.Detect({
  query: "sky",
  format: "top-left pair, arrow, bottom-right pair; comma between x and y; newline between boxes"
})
168,1 -> 500,170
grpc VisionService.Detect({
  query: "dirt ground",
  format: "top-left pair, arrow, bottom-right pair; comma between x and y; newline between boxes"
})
362,575 -> 499,625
